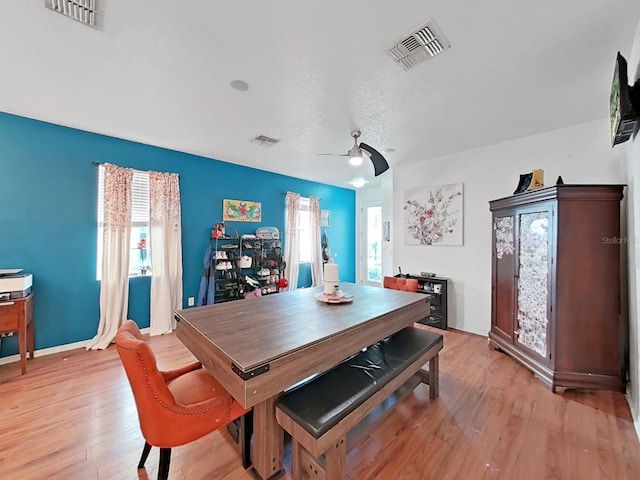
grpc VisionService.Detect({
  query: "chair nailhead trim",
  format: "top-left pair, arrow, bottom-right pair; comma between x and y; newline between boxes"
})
117,343 -> 234,421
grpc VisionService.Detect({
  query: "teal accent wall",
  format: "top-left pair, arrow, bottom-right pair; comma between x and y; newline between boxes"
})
0,112 -> 355,357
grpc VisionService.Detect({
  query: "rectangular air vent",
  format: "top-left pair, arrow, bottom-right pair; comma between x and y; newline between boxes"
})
250,135 -> 281,147
386,20 -> 450,71
46,0 -> 96,27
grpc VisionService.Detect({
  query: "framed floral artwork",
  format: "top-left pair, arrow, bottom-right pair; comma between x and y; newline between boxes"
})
223,199 -> 262,222
404,183 -> 463,245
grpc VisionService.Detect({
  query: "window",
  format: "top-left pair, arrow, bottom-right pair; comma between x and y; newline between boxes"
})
96,165 -> 152,279
298,197 -> 311,263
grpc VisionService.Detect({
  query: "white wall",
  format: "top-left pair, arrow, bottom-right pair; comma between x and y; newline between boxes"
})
358,41 -> 639,435
393,119 -> 625,336
623,17 -> 640,441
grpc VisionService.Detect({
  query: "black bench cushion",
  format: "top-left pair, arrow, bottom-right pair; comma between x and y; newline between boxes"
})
277,327 -> 442,439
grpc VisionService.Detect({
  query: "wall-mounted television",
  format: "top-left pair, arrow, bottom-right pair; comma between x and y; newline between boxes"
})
610,51 -> 640,146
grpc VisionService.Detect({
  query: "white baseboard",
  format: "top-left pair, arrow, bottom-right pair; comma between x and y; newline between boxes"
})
0,327 -> 150,366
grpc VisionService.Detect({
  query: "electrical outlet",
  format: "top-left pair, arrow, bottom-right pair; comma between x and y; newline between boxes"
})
188,297 -> 195,307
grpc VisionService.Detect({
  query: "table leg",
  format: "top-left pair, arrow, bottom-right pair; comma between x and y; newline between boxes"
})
429,354 -> 439,399
28,321 -> 35,360
251,395 -> 284,480
19,325 -> 27,375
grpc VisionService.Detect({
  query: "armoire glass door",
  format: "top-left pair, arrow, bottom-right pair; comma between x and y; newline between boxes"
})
492,213 -> 516,340
515,209 -> 551,359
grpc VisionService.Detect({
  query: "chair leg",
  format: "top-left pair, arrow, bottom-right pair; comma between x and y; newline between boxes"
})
138,441 -> 152,469
240,410 -> 253,469
158,448 -> 172,480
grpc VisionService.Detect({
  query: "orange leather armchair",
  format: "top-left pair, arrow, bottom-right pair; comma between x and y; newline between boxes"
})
116,320 -> 251,480
383,276 -> 419,292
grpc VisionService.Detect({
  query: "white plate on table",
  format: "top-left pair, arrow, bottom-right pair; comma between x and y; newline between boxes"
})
314,292 -> 354,304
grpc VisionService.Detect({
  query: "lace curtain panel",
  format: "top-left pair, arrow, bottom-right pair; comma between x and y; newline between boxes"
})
283,192 -> 300,291
149,171 -> 183,335
309,197 -> 324,286
87,163 -> 132,350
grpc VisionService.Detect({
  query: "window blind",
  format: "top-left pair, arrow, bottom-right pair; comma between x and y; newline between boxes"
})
97,166 -> 149,224
131,170 -> 149,226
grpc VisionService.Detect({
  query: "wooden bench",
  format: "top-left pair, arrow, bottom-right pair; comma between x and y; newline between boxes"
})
275,326 -> 443,479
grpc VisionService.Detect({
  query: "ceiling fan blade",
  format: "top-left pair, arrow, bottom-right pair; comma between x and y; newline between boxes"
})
359,143 -> 389,176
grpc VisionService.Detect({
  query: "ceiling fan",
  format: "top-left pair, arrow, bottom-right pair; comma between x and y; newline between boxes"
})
317,130 -> 389,177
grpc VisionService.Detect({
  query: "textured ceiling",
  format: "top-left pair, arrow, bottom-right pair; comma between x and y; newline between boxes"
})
1,1 -> 639,188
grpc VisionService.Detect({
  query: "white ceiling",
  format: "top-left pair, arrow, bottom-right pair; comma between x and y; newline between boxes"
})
1,1 -> 639,189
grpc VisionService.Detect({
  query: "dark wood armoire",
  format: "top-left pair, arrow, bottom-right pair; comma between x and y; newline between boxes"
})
489,184 -> 625,392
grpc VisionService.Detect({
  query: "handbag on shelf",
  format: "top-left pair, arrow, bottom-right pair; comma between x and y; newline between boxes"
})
237,255 -> 252,268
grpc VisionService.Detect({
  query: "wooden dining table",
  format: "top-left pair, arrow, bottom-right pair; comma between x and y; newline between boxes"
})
174,282 -> 430,480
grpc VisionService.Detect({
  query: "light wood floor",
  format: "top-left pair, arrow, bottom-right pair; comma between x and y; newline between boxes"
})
1,326 -> 639,480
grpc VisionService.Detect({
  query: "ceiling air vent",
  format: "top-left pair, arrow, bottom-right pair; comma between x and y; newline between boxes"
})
250,135 -> 281,147
46,0 -> 96,27
386,20 -> 450,71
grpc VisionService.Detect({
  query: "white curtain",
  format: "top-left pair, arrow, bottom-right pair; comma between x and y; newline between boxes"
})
87,164 -> 132,350
149,171 -> 183,335
309,197 -> 324,286
283,192 -> 300,291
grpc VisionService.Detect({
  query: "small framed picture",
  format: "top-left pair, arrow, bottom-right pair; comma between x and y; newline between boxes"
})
321,210 -> 331,227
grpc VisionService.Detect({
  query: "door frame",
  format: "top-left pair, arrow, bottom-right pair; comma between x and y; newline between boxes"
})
359,201 -> 382,286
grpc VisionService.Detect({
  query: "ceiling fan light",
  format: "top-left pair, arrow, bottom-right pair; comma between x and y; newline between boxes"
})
348,146 -> 363,166
349,155 -> 363,166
